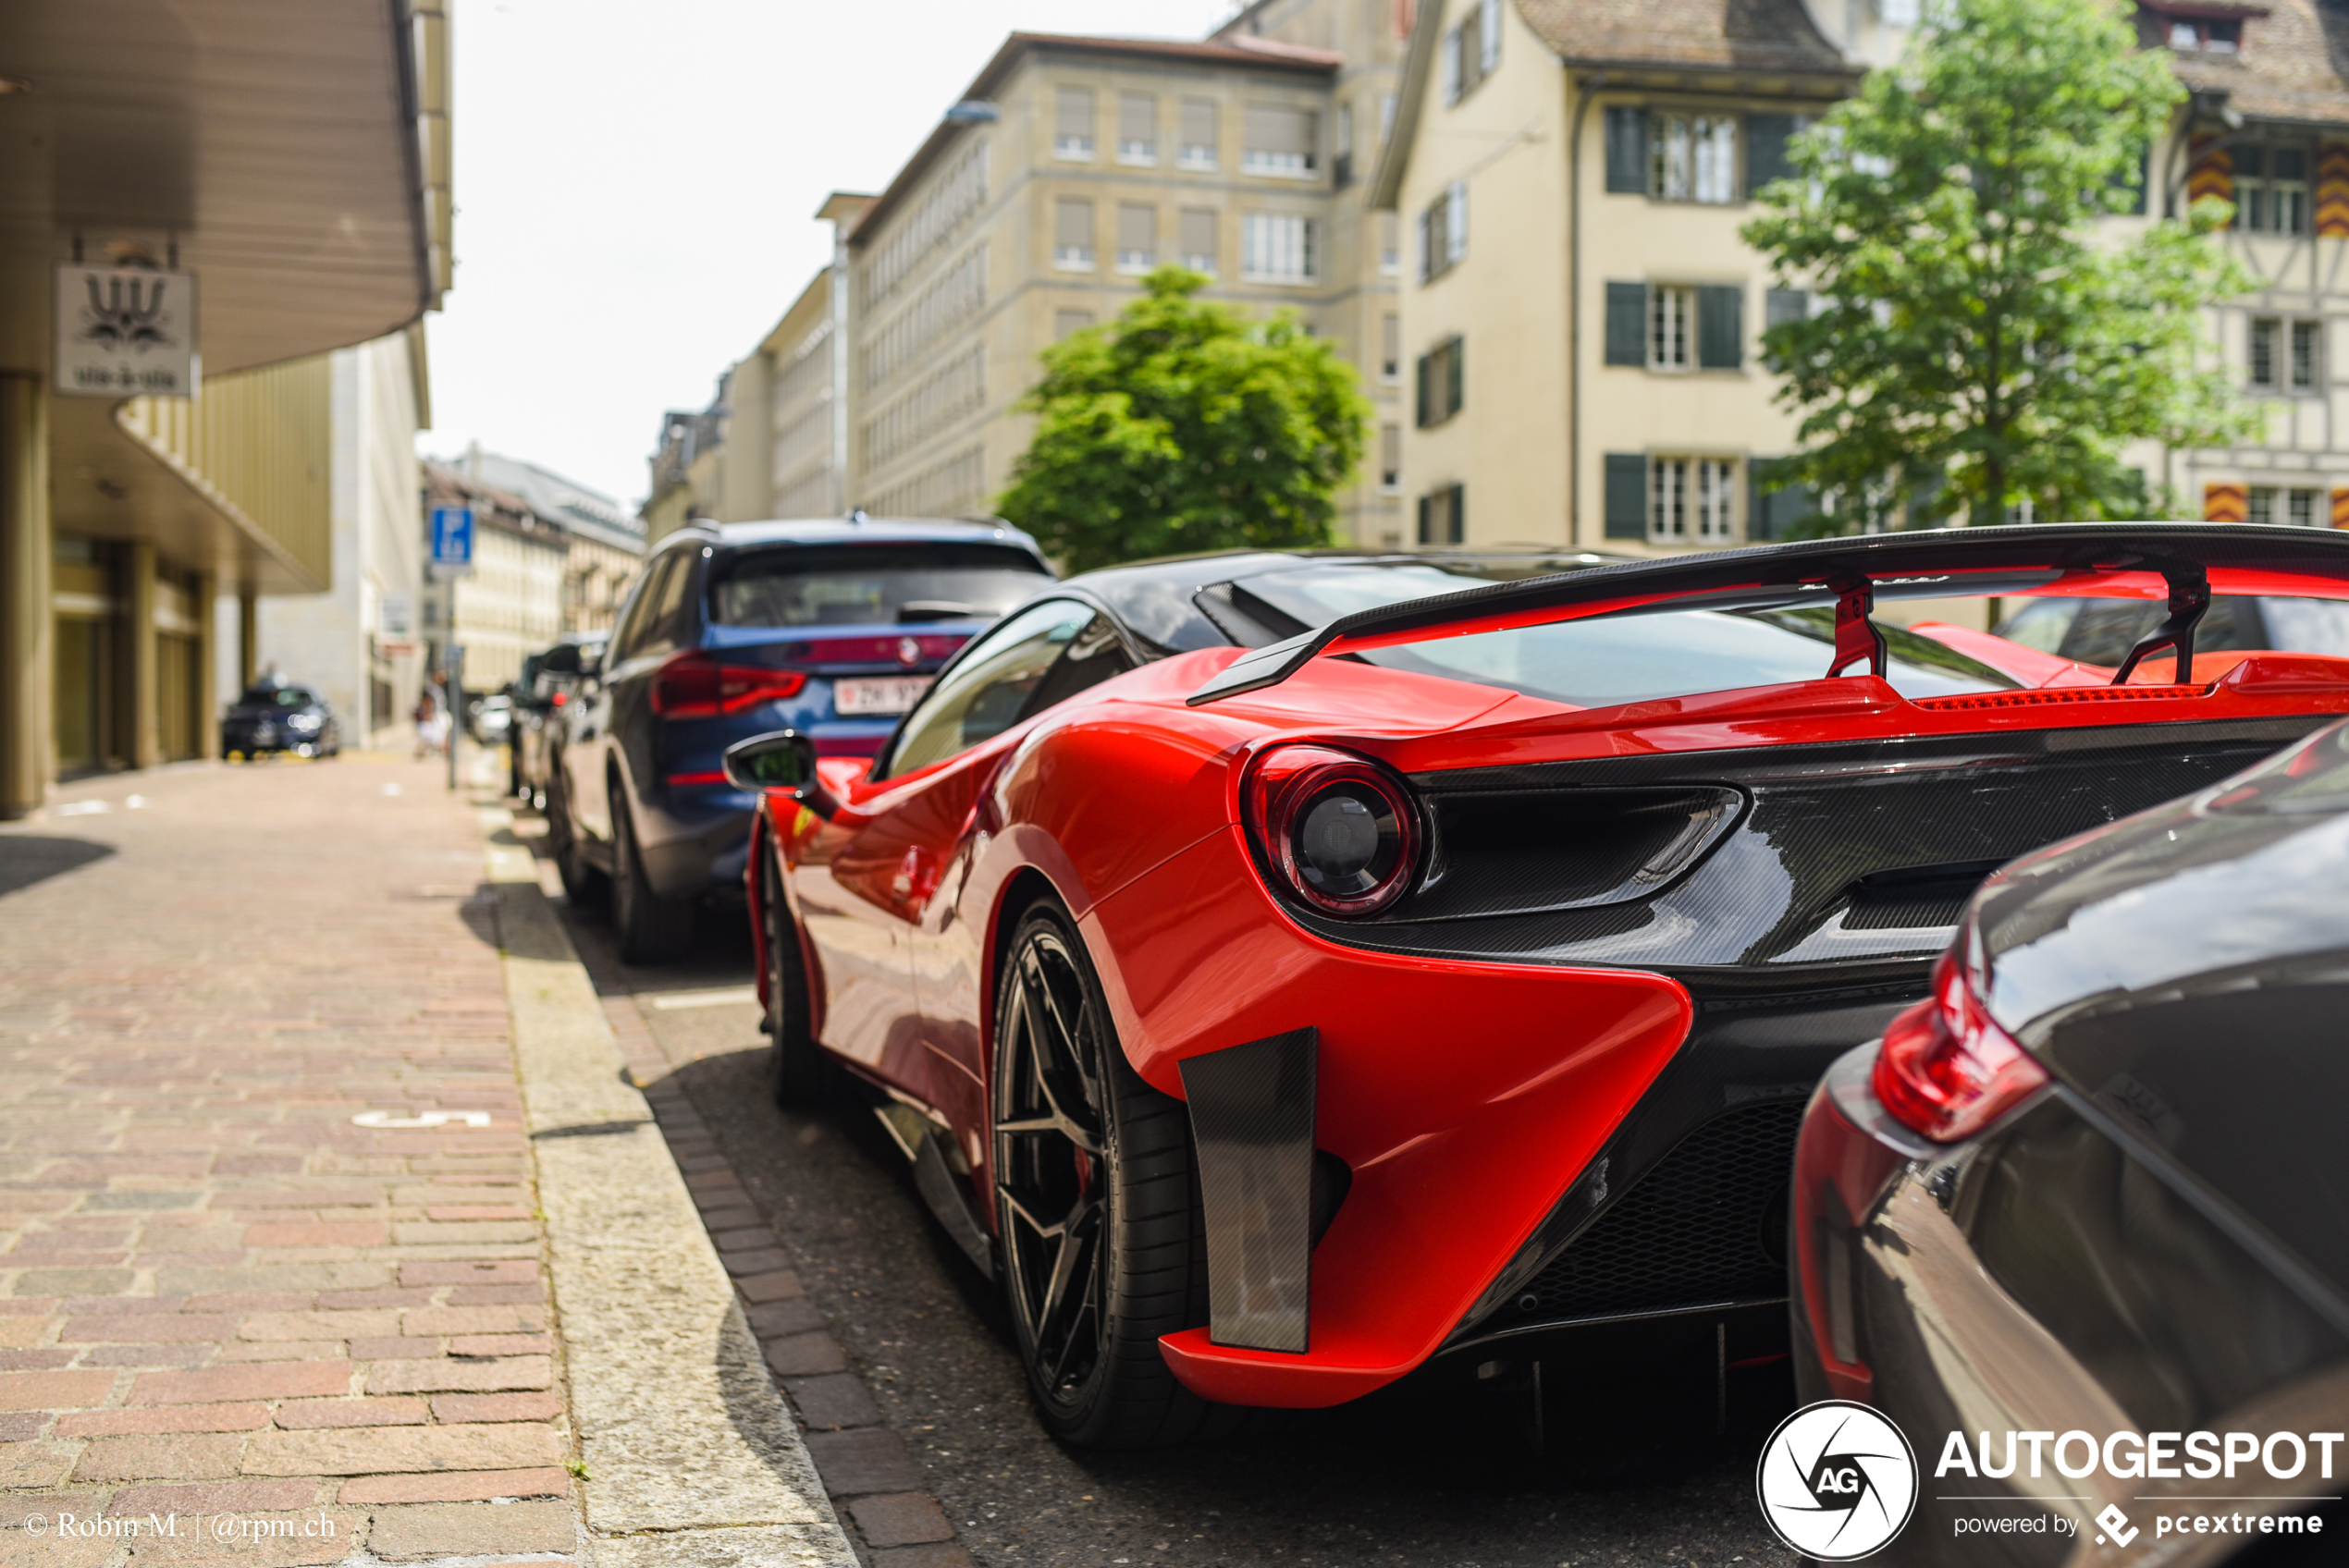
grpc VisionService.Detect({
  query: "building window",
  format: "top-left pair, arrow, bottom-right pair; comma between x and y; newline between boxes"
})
1419,483 -> 1465,545
1382,313 -> 1400,380
1380,210 -> 1400,275
1335,101 -> 1356,187
1651,285 -> 1694,369
2253,318 -> 2321,393
1416,335 -> 1463,427
1116,203 -> 1157,274
1441,0 -> 1502,105
1242,104 -> 1318,178
1380,423 -> 1401,490
1055,87 -> 1095,160
2248,486 -> 2330,527
1053,309 -> 1094,340
1652,113 -> 1739,204
1179,98 -> 1219,170
1178,208 -> 1218,275
2163,13 -> 2240,50
2236,144 -> 2311,235
1118,92 -> 1157,165
1419,179 -> 1467,283
1053,198 -> 1094,270
1241,212 -> 1316,282
1650,457 -> 1739,545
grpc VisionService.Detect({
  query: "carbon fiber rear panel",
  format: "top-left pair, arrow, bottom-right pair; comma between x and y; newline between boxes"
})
1511,1099 -> 1804,1324
1298,718 -> 2331,973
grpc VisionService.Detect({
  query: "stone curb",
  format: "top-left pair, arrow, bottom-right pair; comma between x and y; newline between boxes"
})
482,813 -> 858,1568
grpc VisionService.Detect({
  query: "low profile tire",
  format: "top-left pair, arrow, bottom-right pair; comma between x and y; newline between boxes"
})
612,790 -> 694,965
759,835 -> 832,1108
547,772 -> 609,912
992,903 -> 1233,1449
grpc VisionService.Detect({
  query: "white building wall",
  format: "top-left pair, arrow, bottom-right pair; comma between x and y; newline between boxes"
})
250,335 -> 425,747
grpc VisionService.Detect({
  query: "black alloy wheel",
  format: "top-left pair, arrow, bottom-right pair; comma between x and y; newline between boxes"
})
611,788 -> 693,964
991,904 -> 1238,1448
760,834 -> 831,1107
547,770 -> 609,911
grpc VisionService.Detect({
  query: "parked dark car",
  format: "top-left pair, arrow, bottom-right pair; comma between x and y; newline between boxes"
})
551,517 -> 1054,962
510,632 -> 606,807
222,679 -> 339,759
1791,716 -> 2349,1562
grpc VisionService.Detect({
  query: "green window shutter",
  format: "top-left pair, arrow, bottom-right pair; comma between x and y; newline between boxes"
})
1446,484 -> 1465,544
1604,454 -> 1646,539
1445,337 -> 1464,419
2109,142 -> 2149,215
1604,107 -> 1649,194
1604,282 -> 1646,365
1415,352 -> 1431,427
1749,466 -> 1772,542
1697,285 -> 1743,369
1417,493 -> 1432,544
1748,114 -> 1797,190
1765,288 -> 1810,329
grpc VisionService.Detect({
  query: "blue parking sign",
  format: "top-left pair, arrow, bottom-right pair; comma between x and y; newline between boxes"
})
430,507 -> 474,578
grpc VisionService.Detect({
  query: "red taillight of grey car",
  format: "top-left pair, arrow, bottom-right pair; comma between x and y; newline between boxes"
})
1871,946 -> 2049,1142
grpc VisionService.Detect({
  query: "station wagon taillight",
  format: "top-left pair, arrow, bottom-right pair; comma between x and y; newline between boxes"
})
650,650 -> 809,718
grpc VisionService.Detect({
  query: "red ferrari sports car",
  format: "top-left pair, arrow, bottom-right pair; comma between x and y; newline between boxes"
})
725,523 -> 2349,1448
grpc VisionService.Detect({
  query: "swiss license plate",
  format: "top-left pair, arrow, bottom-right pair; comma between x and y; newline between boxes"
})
835,676 -> 930,717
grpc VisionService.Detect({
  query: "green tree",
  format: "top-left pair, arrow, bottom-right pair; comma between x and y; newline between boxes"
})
1741,0 -> 2261,533
997,267 -> 1371,571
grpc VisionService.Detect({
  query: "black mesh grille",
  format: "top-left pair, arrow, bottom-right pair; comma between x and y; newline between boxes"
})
1517,1100 -> 1806,1322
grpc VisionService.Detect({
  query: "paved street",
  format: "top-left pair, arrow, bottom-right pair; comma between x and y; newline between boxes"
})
0,757 -> 856,1567
0,758 -> 575,1560
535,811 -> 1804,1568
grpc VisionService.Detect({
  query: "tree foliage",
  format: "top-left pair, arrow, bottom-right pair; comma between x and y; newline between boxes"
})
997,267 -> 1371,571
1741,0 -> 2260,533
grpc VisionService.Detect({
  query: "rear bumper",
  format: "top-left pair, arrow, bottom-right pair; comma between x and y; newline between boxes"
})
1089,826 -> 1914,1409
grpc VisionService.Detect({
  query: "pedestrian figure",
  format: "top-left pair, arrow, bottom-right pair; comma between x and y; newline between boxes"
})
413,674 -> 449,760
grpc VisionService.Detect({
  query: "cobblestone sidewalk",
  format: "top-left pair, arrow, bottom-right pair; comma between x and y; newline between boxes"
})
1,760 -> 575,1564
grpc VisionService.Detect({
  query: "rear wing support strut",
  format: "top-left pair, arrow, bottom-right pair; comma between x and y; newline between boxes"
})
2111,564 -> 2211,686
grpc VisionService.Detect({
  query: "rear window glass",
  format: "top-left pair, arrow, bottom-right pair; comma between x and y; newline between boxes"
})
709,544 -> 1052,630
1997,594 -> 2349,665
1235,562 -> 2021,705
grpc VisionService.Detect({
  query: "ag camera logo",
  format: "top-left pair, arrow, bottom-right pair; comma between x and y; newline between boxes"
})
1757,1400 -> 1920,1561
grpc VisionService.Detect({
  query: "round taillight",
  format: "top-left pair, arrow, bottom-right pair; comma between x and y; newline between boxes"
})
1247,745 -> 1420,917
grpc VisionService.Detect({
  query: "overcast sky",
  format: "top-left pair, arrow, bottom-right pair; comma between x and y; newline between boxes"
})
421,0 -> 1239,509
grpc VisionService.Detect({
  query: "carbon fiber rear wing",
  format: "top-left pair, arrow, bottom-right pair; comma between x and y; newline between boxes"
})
1183,523 -> 2349,706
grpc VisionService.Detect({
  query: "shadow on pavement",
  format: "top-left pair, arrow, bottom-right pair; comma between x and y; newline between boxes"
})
0,835 -> 116,900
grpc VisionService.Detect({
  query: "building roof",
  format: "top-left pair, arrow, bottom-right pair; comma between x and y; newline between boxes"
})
2166,0 -> 2349,127
1511,0 -> 1855,78
847,31 -> 1343,247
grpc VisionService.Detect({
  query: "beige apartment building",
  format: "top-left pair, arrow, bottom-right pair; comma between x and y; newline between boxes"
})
1375,0 -> 2349,559
651,0 -> 1414,549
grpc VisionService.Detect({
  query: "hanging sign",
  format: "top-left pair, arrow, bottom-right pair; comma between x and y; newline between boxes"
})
55,264 -> 200,398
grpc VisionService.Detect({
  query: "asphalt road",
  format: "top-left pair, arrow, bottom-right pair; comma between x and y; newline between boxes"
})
552,885 -> 1802,1568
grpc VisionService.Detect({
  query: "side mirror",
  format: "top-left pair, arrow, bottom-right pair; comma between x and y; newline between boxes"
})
724,730 -> 833,815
